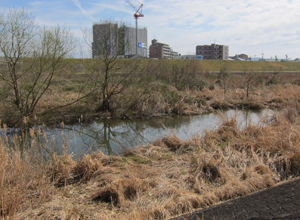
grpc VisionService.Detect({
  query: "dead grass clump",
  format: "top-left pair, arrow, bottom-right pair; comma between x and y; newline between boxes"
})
119,178 -> 153,201
248,101 -> 265,110
213,166 -> 275,202
253,164 -> 273,176
284,107 -> 299,124
244,172 -> 275,191
124,144 -> 169,160
183,194 -> 205,209
154,186 -> 181,200
201,163 -> 222,184
92,177 -> 157,208
288,150 -> 300,176
211,98 -> 230,110
173,101 -> 200,115
183,174 -> 196,190
164,197 -> 194,216
217,116 -> 239,141
124,184 -> 137,201
241,164 -> 276,187
141,178 -> 158,191
91,185 -> 122,207
202,114 -> 239,149
73,153 -> 103,183
140,90 -> 169,115
100,156 -> 123,166
95,173 -> 115,188
47,154 -> 76,187
160,135 -> 192,153
214,181 -> 245,201
123,148 -> 137,157
146,207 -> 168,220
165,193 -> 206,215
275,149 -> 300,180
161,135 -> 182,151
195,153 -> 226,185
202,193 -> 219,206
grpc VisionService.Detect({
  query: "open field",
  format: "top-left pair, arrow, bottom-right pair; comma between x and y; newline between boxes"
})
1,103 -> 300,219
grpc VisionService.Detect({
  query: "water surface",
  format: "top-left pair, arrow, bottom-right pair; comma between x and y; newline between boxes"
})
41,109 -> 271,157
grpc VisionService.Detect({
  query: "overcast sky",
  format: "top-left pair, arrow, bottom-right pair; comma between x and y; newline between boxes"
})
1,0 -> 299,59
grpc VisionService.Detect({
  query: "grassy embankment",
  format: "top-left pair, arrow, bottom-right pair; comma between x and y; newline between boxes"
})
1,59 -> 300,219
2,59 -> 300,126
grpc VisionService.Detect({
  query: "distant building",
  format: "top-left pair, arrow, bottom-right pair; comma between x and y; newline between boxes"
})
92,23 -> 148,58
229,54 -> 249,61
196,44 -> 229,60
172,55 -> 203,60
149,39 -> 178,59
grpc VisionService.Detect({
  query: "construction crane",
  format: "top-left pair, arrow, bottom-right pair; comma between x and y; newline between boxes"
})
126,0 -> 144,55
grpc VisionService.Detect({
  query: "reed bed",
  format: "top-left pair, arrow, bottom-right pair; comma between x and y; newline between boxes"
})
0,103 -> 300,219
0,140 -> 54,218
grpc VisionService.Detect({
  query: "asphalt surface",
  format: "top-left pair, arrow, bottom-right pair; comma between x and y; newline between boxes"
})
170,178 -> 300,220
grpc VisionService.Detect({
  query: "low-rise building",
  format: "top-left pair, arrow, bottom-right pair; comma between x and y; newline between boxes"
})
149,39 -> 178,59
196,44 -> 229,60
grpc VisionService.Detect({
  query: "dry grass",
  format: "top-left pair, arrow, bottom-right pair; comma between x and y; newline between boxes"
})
0,141 -> 53,218
2,102 -> 300,219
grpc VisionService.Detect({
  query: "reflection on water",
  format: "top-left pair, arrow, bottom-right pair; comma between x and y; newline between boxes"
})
1,109 -> 272,157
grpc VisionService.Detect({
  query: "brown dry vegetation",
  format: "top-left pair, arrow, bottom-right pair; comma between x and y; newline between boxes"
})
1,101 -> 300,219
2,59 -> 300,126
2,60 -> 300,219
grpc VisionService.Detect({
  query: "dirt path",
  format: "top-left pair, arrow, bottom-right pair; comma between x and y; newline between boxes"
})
171,178 -> 300,220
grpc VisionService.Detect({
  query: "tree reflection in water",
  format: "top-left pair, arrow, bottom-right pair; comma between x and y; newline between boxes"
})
1,110 -> 269,159
43,116 -> 197,158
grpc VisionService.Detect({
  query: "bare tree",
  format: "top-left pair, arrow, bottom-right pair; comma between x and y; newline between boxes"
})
0,8 -> 76,117
83,20 -> 141,112
171,60 -> 203,90
239,71 -> 262,100
218,65 -> 229,96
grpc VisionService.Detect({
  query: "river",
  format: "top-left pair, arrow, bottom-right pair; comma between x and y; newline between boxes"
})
0,109 -> 273,158
32,109 -> 271,157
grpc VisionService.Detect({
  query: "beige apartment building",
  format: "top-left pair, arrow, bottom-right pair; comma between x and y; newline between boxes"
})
196,44 -> 229,60
149,39 -> 178,59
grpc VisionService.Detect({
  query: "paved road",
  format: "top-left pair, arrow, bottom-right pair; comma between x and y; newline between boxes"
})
170,178 -> 300,220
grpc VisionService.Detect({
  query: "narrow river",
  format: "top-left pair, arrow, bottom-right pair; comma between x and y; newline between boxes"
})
38,109 -> 271,157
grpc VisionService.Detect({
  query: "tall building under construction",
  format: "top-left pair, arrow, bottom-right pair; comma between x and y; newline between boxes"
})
92,23 -> 148,58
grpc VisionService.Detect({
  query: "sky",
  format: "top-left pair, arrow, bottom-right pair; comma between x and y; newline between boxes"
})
1,0 -> 300,59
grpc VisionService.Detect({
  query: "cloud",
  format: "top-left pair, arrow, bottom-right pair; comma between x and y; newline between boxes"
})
2,0 -> 300,58
93,3 -> 133,15
138,0 -> 300,57
72,0 -> 94,21
29,1 -> 45,6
